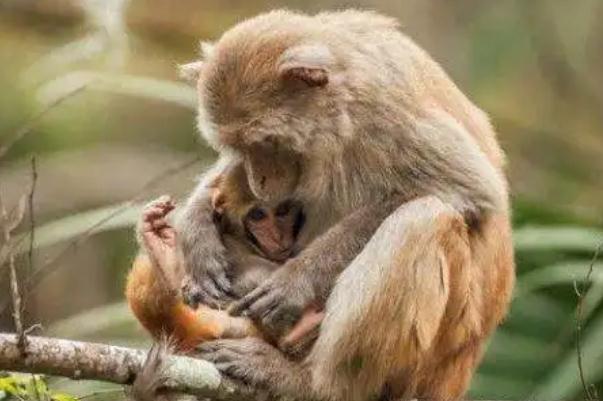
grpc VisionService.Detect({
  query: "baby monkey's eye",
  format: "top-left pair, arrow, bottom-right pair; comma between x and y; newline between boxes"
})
275,201 -> 293,217
247,207 -> 267,221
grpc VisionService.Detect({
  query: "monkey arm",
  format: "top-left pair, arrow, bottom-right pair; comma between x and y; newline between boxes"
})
198,196 -> 478,400
176,155 -> 239,308
228,194 -> 405,338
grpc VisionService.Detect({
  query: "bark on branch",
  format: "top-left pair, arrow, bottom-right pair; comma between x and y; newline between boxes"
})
0,333 -> 252,400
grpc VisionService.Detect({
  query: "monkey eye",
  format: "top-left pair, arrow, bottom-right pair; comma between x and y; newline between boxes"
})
247,207 -> 267,221
275,201 -> 293,217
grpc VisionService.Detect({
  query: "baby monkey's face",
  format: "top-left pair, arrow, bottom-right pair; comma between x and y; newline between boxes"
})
243,200 -> 305,263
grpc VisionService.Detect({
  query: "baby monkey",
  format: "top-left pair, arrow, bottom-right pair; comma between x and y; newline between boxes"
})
126,169 -> 312,351
210,164 -> 305,297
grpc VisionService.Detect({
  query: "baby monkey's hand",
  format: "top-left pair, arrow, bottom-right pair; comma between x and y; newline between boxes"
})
139,196 -> 181,289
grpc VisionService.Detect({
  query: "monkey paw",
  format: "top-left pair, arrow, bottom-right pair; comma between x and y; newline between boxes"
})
181,275 -> 233,310
196,338 -> 292,389
228,268 -> 313,338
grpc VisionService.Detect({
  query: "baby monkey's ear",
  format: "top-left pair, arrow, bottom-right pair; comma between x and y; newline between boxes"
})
278,44 -> 334,88
210,184 -> 227,217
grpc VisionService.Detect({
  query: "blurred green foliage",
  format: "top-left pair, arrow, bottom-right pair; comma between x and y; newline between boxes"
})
1,0 -> 602,400
0,374 -> 79,401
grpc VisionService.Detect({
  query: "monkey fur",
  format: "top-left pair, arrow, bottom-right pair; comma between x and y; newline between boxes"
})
177,9 -> 514,401
126,173 -> 312,353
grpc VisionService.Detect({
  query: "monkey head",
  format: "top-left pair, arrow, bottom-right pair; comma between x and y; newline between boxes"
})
182,11 -> 355,202
210,164 -> 305,263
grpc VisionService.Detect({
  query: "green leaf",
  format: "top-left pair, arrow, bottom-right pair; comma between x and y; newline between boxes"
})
0,377 -> 19,396
480,328 -> 557,380
517,260 -> 603,325
516,261 -> 603,294
470,371 -> 534,399
502,293 -> 570,337
26,375 -> 50,397
514,226 -> 603,253
52,392 -> 79,401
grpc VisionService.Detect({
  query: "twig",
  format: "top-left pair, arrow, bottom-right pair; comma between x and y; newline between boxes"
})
0,189 -> 27,354
574,242 -> 603,401
0,84 -> 87,160
0,333 -> 252,401
25,156 -> 37,313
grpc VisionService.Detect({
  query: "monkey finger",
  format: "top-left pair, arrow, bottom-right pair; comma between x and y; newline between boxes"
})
205,283 -> 235,309
214,362 -> 250,384
143,200 -> 175,218
157,197 -> 175,211
204,277 -> 228,300
228,286 -> 270,316
151,218 -> 170,231
147,195 -> 173,209
196,340 -> 221,354
210,270 -> 233,296
200,348 -> 240,364
156,227 -> 176,242
142,207 -> 167,223
248,295 -> 280,321
197,340 -> 248,361
198,290 -> 223,309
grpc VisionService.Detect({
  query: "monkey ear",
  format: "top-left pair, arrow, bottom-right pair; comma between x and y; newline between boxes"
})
211,190 -> 226,215
278,44 -> 333,88
179,41 -> 215,83
178,61 -> 204,83
199,41 -> 215,59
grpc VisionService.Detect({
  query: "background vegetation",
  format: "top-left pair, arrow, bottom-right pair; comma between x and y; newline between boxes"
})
1,0 -> 602,399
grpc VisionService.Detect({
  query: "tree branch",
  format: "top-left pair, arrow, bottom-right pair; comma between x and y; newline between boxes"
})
0,333 -> 252,400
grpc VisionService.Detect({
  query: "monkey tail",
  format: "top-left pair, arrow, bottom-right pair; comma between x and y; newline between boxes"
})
127,339 -> 193,401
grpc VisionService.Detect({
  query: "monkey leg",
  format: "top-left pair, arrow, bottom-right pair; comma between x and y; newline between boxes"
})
126,255 -> 258,352
307,195 -> 477,401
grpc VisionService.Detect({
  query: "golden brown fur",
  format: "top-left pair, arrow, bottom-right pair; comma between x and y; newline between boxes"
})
125,254 -> 258,351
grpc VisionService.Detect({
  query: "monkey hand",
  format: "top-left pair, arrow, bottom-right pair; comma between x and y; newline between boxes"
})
139,196 -> 182,285
180,251 -> 234,309
228,266 -> 315,339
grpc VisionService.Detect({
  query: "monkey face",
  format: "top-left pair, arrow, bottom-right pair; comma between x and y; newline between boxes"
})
243,200 -> 305,263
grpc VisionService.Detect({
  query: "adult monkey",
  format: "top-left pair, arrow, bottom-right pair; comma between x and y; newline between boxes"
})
177,9 -> 514,401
